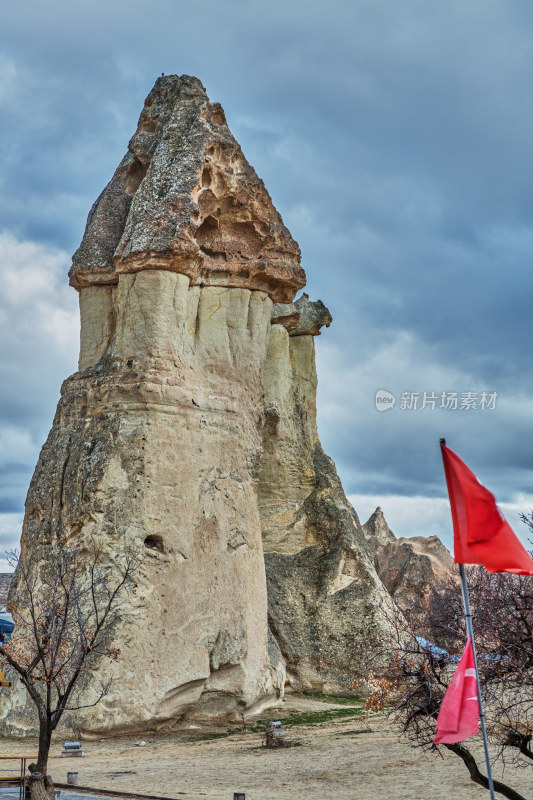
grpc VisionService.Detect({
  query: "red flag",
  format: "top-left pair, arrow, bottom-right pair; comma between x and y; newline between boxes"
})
441,443 -> 533,575
434,636 -> 480,744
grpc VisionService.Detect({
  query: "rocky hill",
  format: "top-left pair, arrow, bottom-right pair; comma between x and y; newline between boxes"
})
362,508 -> 456,616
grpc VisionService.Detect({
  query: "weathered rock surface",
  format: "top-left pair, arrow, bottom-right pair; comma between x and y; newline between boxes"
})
13,279 -> 282,737
362,508 -> 455,617
0,574 -> 12,608
257,302 -> 395,693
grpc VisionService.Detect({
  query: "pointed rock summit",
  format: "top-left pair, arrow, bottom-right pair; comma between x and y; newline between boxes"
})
70,75 -> 305,303
362,506 -> 396,550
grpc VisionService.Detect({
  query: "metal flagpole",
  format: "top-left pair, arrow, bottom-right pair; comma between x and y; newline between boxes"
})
439,440 -> 495,798
459,562 -> 495,800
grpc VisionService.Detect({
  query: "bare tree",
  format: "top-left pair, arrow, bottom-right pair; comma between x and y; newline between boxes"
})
363,563 -> 533,800
0,541 -> 138,800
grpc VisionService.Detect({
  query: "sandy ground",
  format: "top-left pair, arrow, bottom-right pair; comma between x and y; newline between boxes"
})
0,695 -> 530,800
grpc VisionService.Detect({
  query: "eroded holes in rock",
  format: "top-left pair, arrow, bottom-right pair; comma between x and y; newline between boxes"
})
196,215 -> 263,260
214,172 -> 226,195
124,158 -> 148,195
254,220 -> 269,236
225,221 -> 263,258
198,189 -> 217,217
201,166 -> 212,187
218,196 -> 235,214
196,215 -> 226,259
264,406 -> 280,438
144,534 -> 164,553
197,214 -> 219,234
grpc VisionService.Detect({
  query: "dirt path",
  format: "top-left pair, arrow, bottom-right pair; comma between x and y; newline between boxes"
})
0,695 -> 530,800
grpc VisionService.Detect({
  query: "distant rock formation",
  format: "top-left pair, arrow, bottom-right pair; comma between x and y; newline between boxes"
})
4,75 -> 396,734
0,574 -> 12,608
362,508 -> 455,616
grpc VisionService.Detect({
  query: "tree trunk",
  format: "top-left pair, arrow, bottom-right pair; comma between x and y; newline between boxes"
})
28,711 -> 55,800
27,773 -> 55,800
36,710 -> 52,772
445,743 -> 527,800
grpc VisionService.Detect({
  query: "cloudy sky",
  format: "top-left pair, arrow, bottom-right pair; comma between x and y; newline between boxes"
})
1,0 -> 533,570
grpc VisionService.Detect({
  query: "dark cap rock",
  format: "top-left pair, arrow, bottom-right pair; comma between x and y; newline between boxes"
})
70,74 -> 306,303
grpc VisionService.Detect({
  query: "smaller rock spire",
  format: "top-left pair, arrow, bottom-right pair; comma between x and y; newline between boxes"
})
271,293 -> 332,335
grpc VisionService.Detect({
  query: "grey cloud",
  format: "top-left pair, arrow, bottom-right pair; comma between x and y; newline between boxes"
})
315,328 -> 533,505
1,0 -> 533,550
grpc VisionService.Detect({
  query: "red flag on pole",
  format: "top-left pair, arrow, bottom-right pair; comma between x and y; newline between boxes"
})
434,637 -> 480,744
441,443 -> 533,575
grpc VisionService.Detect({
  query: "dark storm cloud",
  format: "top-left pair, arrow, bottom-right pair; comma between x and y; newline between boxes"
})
1,0 -> 533,554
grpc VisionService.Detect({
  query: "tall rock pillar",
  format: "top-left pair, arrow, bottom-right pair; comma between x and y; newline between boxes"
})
10,75 -> 305,734
258,297 -> 395,693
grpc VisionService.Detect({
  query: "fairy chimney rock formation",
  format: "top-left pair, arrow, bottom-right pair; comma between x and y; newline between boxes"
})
363,507 -> 397,550
5,75 -> 399,733
9,75 -> 308,736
